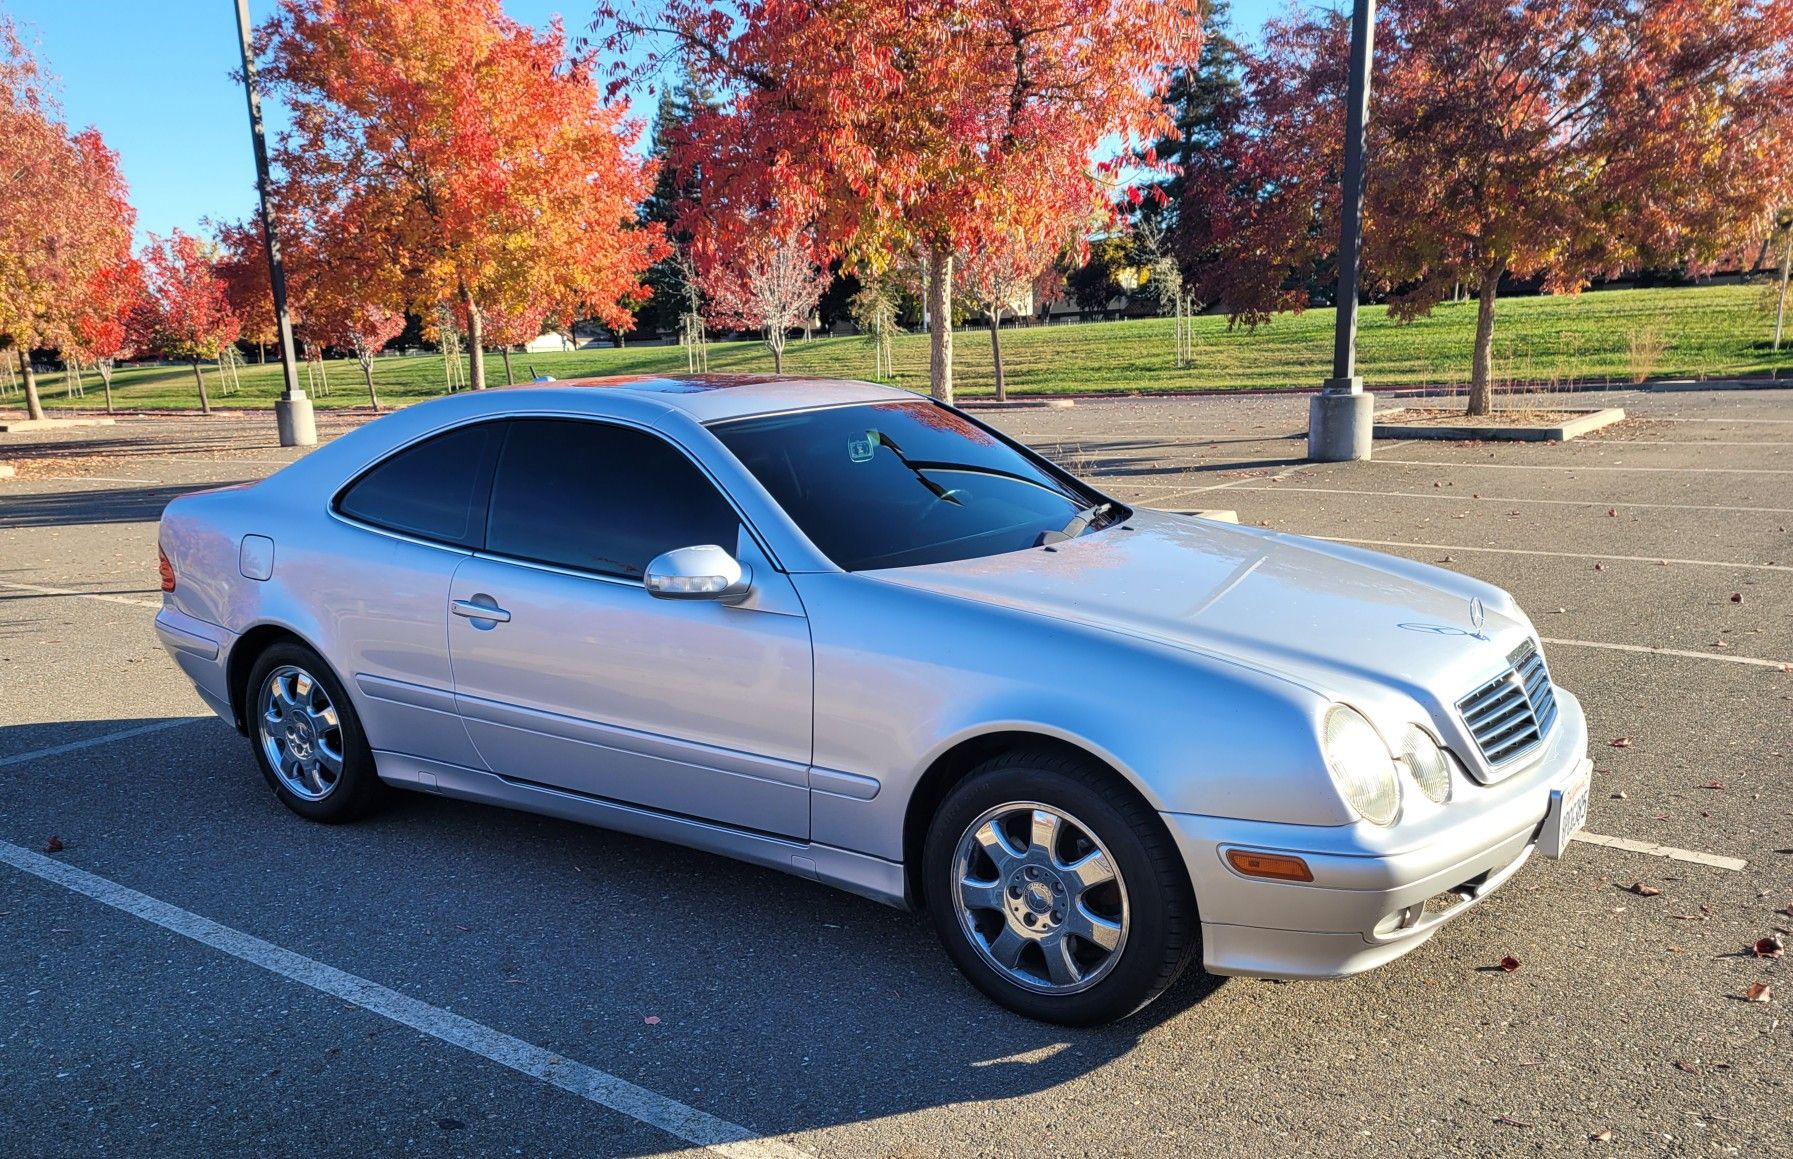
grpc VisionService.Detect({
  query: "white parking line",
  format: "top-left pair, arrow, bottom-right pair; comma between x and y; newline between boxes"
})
0,580 -> 162,609
0,840 -> 810,1159
1541,637 -> 1791,671
1314,537 -> 1793,573
1222,483 -> 1793,516
0,718 -> 208,769
1375,459 -> 1793,475
1572,832 -> 1747,872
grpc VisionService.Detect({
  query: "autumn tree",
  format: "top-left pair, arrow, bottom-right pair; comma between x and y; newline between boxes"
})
479,298 -> 552,385
605,0 -> 1201,404
214,219 -> 279,361
66,256 -> 145,415
261,0 -> 663,391
961,228 -> 1071,402
0,18 -> 136,422
137,231 -> 241,415
1197,0 -> 1793,414
700,228 -> 827,374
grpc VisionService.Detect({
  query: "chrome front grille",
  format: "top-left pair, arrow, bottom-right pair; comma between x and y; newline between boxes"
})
1457,640 -> 1558,765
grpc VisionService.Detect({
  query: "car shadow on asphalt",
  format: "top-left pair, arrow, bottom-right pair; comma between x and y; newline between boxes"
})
0,714 -> 1236,1149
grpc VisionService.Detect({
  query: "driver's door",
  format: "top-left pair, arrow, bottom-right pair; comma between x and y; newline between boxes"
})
446,418 -> 813,839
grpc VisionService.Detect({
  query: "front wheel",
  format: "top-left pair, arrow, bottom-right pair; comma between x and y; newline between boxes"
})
922,749 -> 1200,1025
245,642 -> 384,823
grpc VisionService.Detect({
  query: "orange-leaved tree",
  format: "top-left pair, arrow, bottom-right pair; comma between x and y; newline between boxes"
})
0,17 -> 136,421
602,0 -> 1201,403
1193,0 -> 1793,415
137,231 -> 241,415
66,255 -> 146,415
260,0 -> 664,391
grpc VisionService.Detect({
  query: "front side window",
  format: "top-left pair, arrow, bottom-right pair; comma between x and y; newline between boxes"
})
484,419 -> 739,579
336,422 -> 501,547
712,400 -> 1115,571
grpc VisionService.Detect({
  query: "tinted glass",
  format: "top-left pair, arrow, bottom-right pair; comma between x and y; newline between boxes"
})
485,419 -> 739,578
712,401 -> 1112,571
337,423 -> 499,546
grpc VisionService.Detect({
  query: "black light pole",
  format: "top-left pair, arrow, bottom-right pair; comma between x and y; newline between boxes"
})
1308,0 -> 1376,461
234,0 -> 315,447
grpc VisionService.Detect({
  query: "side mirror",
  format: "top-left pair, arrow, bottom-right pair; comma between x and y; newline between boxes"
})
643,544 -> 753,604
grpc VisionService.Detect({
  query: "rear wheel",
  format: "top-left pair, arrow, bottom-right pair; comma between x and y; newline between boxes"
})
922,749 -> 1199,1025
245,642 -> 384,822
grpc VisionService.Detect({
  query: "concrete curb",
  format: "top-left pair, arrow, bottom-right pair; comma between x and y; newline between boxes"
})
0,417 -> 117,433
1372,406 -> 1627,442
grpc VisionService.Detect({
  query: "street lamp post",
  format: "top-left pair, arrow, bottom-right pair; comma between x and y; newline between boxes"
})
233,0 -> 315,448
1308,0 -> 1376,462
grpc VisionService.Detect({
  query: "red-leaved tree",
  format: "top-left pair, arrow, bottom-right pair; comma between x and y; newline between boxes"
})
1191,0 -> 1793,414
137,231 -> 241,415
261,0 -> 664,391
0,18 -> 136,421
66,255 -> 145,415
603,0 -> 1201,403
698,228 -> 828,374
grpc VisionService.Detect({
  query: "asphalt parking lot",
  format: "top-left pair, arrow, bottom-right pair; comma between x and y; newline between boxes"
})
2,386 -> 1789,1157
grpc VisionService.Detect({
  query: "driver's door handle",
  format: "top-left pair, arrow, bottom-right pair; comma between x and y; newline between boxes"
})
452,598 -> 511,623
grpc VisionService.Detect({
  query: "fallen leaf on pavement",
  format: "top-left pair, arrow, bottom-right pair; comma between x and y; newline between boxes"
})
1594,562 -> 1605,571
1753,935 -> 1785,959
1730,592 -> 1743,603
1629,883 -> 1662,897
1591,1129 -> 1612,1143
644,1015 -> 661,1025
1674,1060 -> 1700,1074
1705,781 -> 1724,789
44,836 -> 63,853
1499,955 -> 1522,972
1610,737 -> 1631,748
1745,982 -> 1772,1003
1606,509 -> 1617,517
1493,1114 -> 1531,1127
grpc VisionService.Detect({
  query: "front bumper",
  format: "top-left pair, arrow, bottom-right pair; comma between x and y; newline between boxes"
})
1165,689 -> 1591,980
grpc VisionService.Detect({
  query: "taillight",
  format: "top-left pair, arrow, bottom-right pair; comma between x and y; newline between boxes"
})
158,545 -> 176,593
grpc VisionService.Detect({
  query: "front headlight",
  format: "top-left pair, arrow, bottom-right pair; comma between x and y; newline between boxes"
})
1393,724 -> 1452,804
1321,705 -> 1401,826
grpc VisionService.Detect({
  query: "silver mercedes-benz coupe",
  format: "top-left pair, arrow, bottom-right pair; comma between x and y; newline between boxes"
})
155,375 -> 1591,1024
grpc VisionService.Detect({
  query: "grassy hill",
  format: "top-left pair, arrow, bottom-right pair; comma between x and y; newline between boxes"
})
12,282 -> 1790,412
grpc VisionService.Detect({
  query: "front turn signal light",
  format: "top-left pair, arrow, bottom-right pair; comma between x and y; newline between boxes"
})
1225,849 -> 1315,882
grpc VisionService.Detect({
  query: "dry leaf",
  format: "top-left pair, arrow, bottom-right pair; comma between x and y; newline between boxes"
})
644,1015 -> 661,1025
1753,935 -> 1785,959
1610,737 -> 1631,748
1629,883 -> 1662,897
1499,955 -> 1522,972
1606,508 -> 1617,517
44,836 -> 64,853
1591,1129 -> 1613,1143
1730,592 -> 1743,603
1674,1060 -> 1700,1074
1745,981 -> 1772,1003
1594,562 -> 1605,571
1705,780 -> 1724,790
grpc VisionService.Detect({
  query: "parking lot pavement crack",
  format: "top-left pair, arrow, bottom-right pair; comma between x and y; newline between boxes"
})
0,839 -> 814,1159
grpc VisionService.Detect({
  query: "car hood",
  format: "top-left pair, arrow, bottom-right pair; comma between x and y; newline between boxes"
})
864,508 -> 1533,709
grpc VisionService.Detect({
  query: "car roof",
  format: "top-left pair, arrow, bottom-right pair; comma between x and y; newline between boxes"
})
499,373 -> 919,423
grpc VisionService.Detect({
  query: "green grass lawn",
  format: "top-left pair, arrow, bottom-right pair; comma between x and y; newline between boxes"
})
11,283 -> 1790,412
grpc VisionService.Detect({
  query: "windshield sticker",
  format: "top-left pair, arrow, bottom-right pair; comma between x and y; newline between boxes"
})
848,435 -> 875,463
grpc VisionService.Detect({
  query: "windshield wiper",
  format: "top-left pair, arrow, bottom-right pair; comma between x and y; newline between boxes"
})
1038,502 -> 1115,546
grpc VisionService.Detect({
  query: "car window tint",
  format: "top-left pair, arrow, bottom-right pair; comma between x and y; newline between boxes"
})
485,419 -> 739,579
337,423 -> 500,546
712,400 -> 1108,571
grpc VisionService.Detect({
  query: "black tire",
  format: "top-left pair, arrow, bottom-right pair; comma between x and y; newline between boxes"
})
243,641 -> 385,823
922,748 -> 1200,1025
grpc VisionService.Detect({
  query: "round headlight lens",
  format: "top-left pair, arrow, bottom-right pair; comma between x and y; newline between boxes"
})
1394,724 -> 1452,804
1321,705 -> 1401,826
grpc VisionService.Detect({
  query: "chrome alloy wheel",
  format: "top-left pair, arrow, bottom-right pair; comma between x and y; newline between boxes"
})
950,802 -> 1129,994
257,664 -> 345,802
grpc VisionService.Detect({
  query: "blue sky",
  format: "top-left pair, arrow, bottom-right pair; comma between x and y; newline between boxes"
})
8,0 -> 1295,243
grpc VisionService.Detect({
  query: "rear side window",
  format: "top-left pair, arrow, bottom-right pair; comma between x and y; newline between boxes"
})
484,419 -> 738,579
336,423 -> 501,547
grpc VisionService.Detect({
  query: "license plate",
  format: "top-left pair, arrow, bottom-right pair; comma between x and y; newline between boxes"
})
1539,766 -> 1590,859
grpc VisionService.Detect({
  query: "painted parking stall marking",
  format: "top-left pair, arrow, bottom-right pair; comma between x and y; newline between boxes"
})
1572,831 -> 1747,872
0,718 -> 209,769
0,839 -> 812,1159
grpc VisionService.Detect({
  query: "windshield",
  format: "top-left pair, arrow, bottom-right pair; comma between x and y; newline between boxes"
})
711,400 -> 1120,571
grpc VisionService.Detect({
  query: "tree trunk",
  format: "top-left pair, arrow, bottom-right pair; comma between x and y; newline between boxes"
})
1467,264 -> 1504,417
19,348 -> 45,422
501,347 -> 515,385
99,364 -> 114,415
927,245 -> 954,404
1774,233 -> 1791,353
258,344 -> 266,365
362,360 -> 381,411
769,331 -> 785,374
988,306 -> 1007,402
461,285 -> 487,390
192,359 -> 212,415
